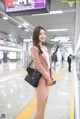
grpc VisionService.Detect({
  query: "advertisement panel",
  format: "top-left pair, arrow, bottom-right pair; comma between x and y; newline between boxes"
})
4,0 -> 46,13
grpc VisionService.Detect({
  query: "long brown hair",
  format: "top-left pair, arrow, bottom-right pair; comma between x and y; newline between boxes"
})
32,26 -> 45,54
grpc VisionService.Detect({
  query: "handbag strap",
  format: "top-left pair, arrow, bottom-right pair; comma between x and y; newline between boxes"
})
28,60 -> 33,67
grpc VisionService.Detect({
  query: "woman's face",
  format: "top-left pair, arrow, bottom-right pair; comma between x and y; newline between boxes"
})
38,29 -> 46,44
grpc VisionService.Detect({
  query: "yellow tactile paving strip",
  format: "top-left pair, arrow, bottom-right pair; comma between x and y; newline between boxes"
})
15,98 -> 36,119
15,65 -> 74,119
53,65 -> 66,80
70,69 -> 74,119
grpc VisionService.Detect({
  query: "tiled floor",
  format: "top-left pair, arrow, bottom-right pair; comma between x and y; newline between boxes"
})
44,69 -> 72,119
0,62 -> 35,119
0,61 -> 74,119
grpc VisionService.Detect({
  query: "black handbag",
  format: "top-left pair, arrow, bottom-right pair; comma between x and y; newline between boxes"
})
24,60 -> 42,87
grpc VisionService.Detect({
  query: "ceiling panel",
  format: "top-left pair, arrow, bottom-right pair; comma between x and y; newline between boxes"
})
22,0 -> 75,48
0,0 -> 76,50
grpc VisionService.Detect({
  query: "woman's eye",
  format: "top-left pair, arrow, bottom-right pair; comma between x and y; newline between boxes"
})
40,33 -> 45,35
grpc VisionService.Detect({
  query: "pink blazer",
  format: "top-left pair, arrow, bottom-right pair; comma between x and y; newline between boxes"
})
31,46 -> 53,83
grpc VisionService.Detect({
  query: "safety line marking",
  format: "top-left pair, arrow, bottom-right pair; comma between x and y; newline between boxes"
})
70,68 -> 74,119
15,65 -> 66,119
15,98 -> 36,119
53,65 -> 66,80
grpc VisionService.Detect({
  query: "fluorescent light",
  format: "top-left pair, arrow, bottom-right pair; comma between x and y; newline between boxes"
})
25,29 -> 29,32
32,10 -> 63,16
47,29 -> 68,32
3,16 -> 8,20
49,11 -> 63,14
18,25 -> 22,28
22,23 -> 29,27
51,36 -> 70,42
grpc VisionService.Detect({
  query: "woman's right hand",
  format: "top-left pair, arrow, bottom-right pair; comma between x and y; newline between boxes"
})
47,79 -> 52,86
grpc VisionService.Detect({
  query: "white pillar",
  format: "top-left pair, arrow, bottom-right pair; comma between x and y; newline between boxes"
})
22,41 -> 32,67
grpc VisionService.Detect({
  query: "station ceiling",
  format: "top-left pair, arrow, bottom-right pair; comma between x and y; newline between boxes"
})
0,0 -> 76,52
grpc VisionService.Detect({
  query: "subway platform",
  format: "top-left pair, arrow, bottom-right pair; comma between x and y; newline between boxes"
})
0,61 -> 79,119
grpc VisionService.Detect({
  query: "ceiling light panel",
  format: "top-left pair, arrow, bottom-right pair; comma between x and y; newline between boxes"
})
22,23 -> 29,27
51,36 -> 70,42
32,10 -> 63,16
47,29 -> 68,32
25,29 -> 29,32
3,16 -> 8,20
18,25 -> 22,28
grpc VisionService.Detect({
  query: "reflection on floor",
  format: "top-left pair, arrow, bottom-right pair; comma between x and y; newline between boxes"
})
0,61 -> 74,119
0,61 -> 35,119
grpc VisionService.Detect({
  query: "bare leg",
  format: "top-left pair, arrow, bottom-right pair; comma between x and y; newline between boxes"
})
42,97 -> 48,119
33,97 -> 48,119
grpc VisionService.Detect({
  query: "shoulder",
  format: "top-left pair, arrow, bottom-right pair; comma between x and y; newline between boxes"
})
30,46 -> 39,52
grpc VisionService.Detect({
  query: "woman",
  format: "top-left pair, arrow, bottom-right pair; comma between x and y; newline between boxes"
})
31,26 -> 54,119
